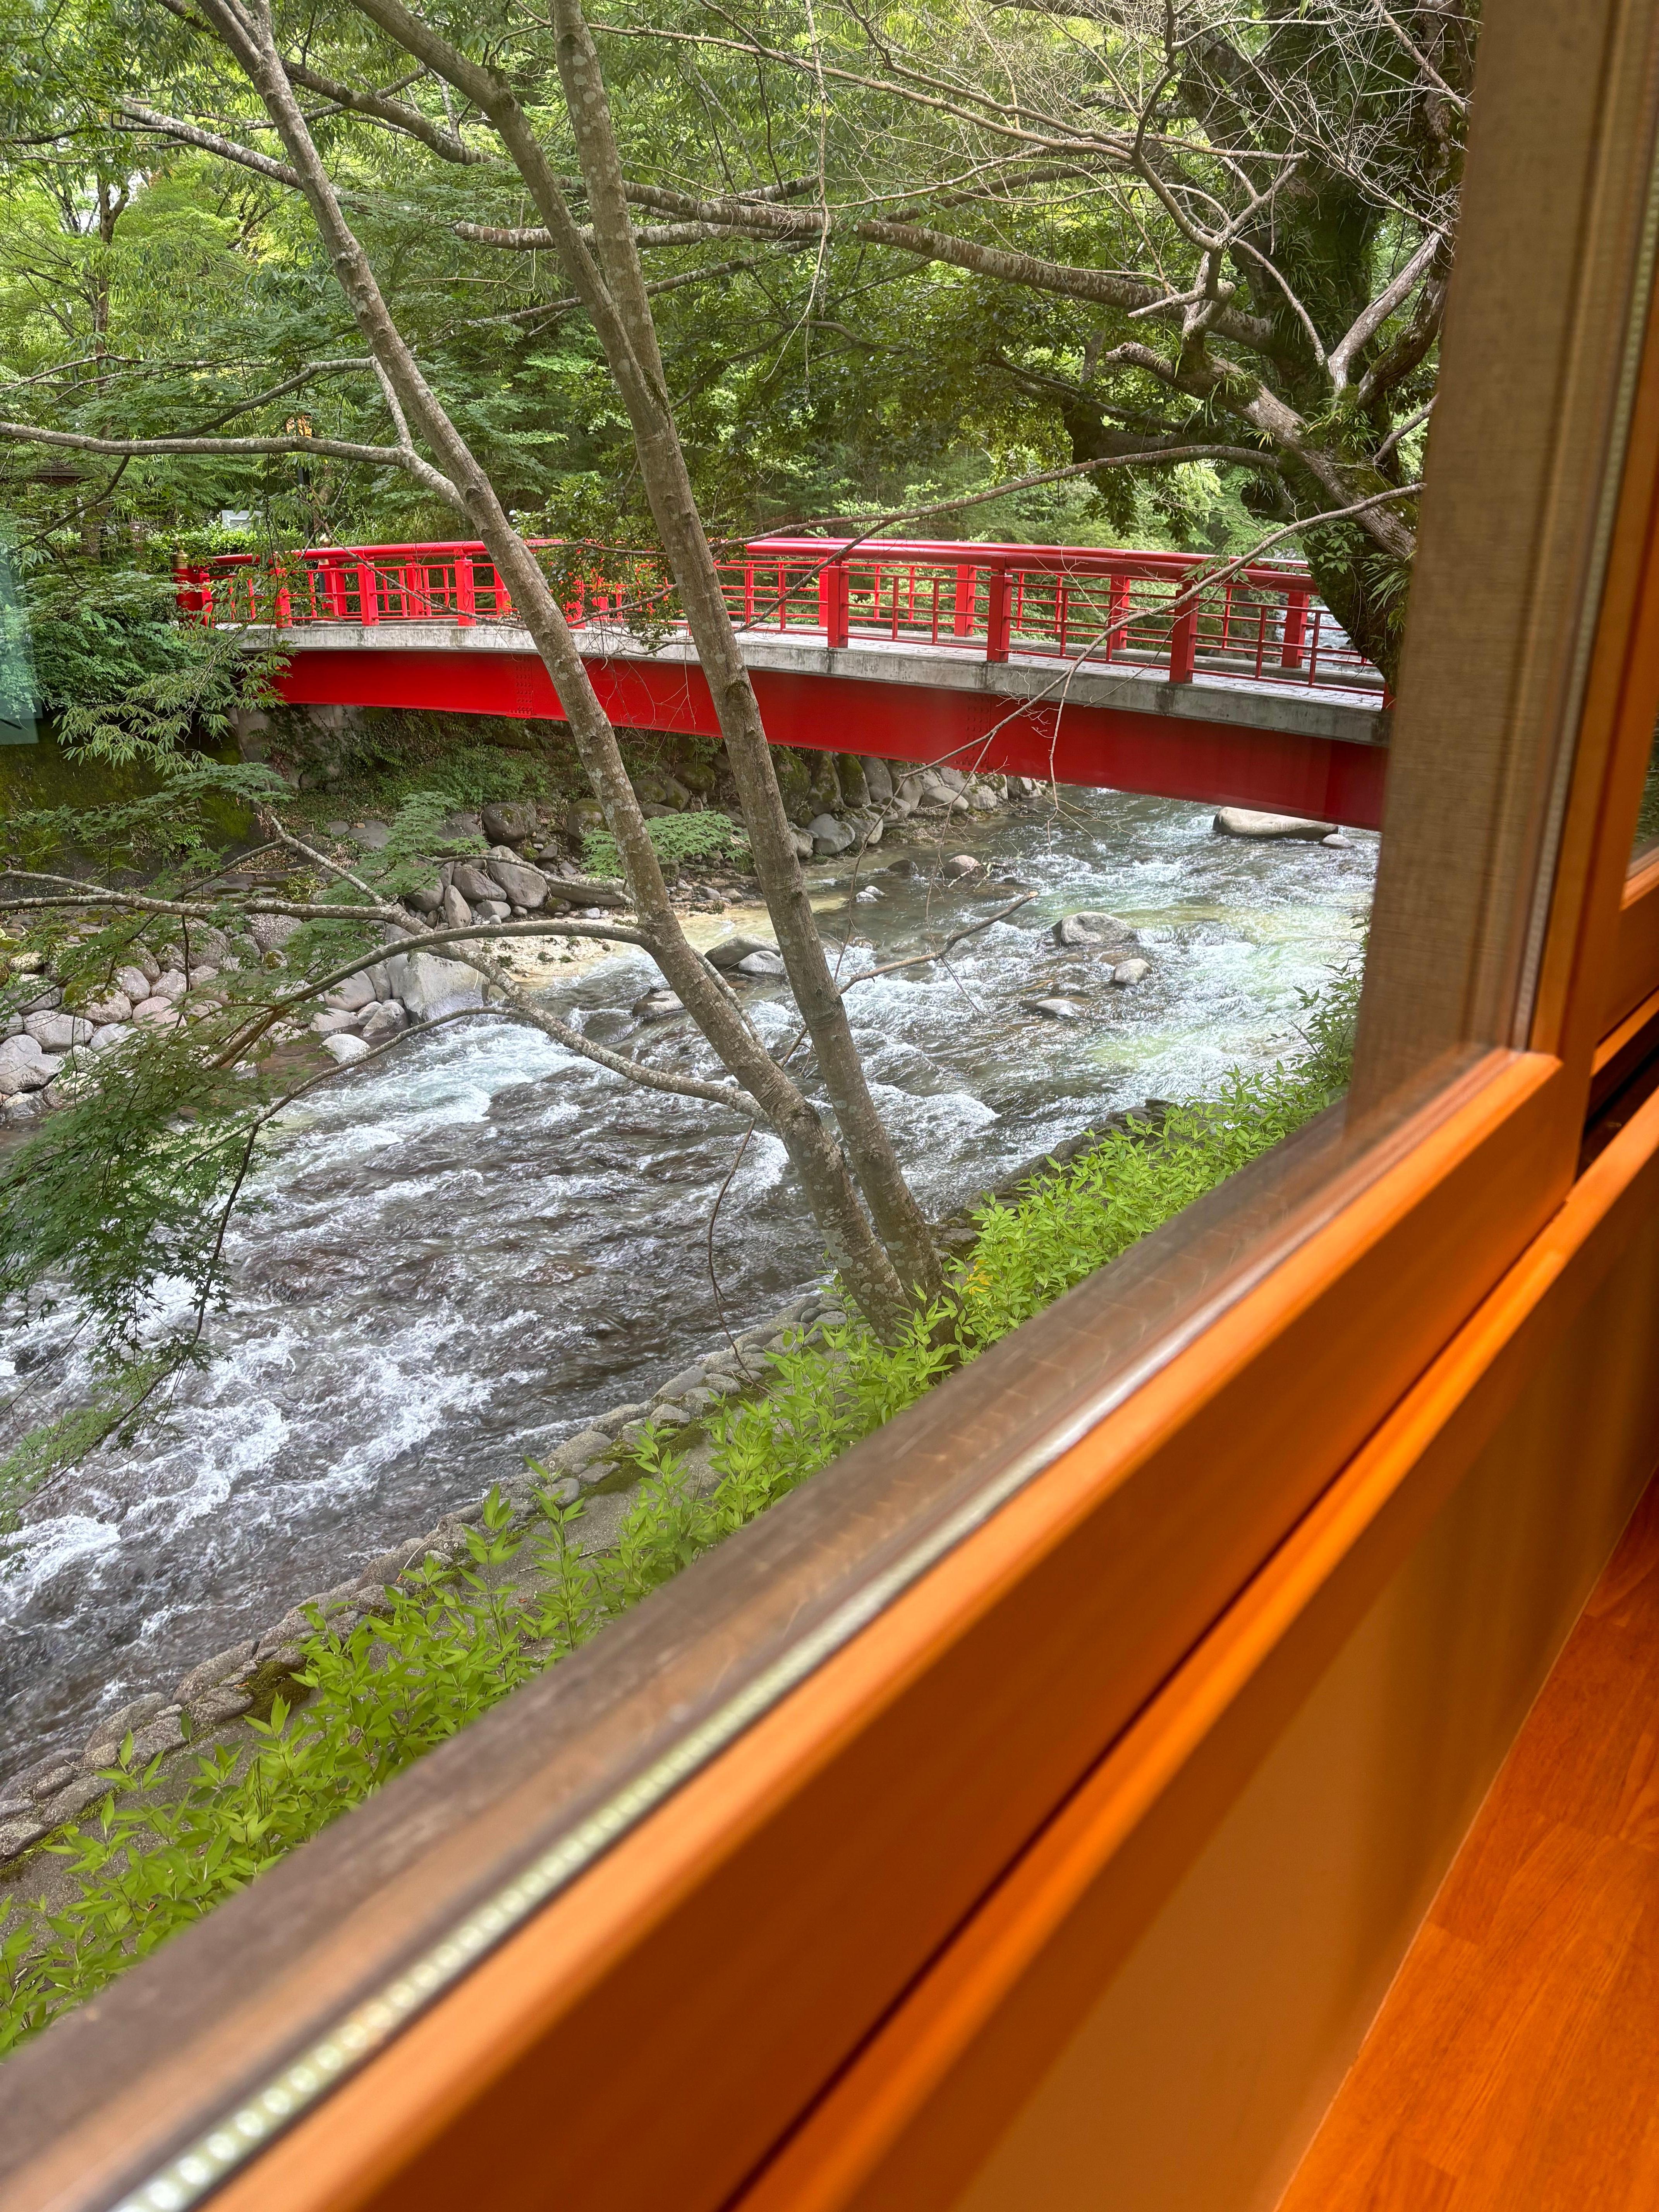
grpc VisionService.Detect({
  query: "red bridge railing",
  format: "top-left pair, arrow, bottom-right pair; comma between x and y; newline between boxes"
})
177,537 -> 1382,697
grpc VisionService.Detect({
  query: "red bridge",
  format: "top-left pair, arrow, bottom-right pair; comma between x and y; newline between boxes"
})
182,537 -> 1389,829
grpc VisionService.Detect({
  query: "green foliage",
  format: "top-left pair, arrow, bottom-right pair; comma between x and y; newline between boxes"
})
582,809 -> 749,878
0,971 -> 1361,2057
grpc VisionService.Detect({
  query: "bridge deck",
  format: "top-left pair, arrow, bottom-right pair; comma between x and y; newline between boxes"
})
260,619 -> 1388,830
193,537 -> 1390,827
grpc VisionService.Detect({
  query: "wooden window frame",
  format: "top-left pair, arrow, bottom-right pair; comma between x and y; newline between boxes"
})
8,4 -> 1659,2210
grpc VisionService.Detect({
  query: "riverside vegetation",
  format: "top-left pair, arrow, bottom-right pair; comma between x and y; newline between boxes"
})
0,964 -> 1357,2057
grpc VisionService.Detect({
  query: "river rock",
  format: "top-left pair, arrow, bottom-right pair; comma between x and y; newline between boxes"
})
865,758 -> 895,807
133,998 -> 179,1026
249,914 -> 302,957
359,1000 -> 408,1045
451,862 -> 497,905
1212,808 -> 1337,841
706,934 -> 773,970
475,898 -> 511,924
405,881 -> 444,915
482,800 -> 538,846
326,973 -> 377,1012
654,1364 -> 712,1403
113,964 -> 153,1004
442,883 -> 471,930
1111,958 -> 1152,986
1322,831 -> 1354,849
311,1009 -> 361,1036
1024,996 -> 1089,1022
736,949 -> 786,977
632,989 -> 683,1020
555,1427 -> 615,1474
24,1010 -> 91,1050
944,854 -> 981,878
3,1092 -> 45,1124
188,1684 -> 256,1731
81,991 -> 131,1025
488,856 -> 550,909
1070,912 -> 1139,951
323,1033 -> 371,1064
0,1035 -> 60,1093
173,1642 -> 258,1705
809,813 -> 854,855
150,968 -> 187,1003
355,820 -> 391,850
88,1022 -> 133,1053
36,1773 -> 115,1828
0,1815 -> 48,1858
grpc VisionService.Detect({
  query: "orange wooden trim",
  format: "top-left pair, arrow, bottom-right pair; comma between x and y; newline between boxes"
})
726,1063 -> 1659,2212
1603,852 -> 1659,1036
1532,213 -> 1659,1082
1590,976 -> 1659,1099
172,1056 -> 1568,2212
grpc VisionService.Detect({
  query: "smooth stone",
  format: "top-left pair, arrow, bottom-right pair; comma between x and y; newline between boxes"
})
944,854 -> 981,877
864,758 -> 895,807
1,1093 -> 44,1125
488,856 -> 550,909
405,882 -> 444,914
475,899 -> 512,924
249,914 -> 302,956
482,800 -> 538,846
555,1428 -> 615,1472
86,1021 -> 133,1053
1052,915 -> 1100,948
355,820 -> 391,850
173,1641 -> 259,1705
706,935 -> 775,971
0,1036 -> 60,1092
1322,831 -> 1354,848
82,991 -> 131,1024
735,950 -> 787,977
325,974 -> 377,1012
385,949 -> 485,1019
132,998 -> 178,1026
22,1013 -> 92,1052
358,1001 -> 408,1045
592,1401 -> 651,1439
441,883 -> 472,930
149,968 -> 187,1002
1024,996 -> 1089,1022
1213,807 -> 1336,841
632,989 -> 684,1020
654,1365 -> 712,1403
451,862 -> 497,905
323,1033 -> 372,1064
188,1684 -> 256,1730
1111,958 -> 1152,986
114,964 -> 154,1003
311,1009 -> 361,1035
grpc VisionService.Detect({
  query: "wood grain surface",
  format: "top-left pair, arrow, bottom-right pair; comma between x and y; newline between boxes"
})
1277,1472 -> 1659,2212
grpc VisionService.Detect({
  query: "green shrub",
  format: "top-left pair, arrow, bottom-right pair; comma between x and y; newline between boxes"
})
582,809 -> 749,877
0,969 -> 1357,2054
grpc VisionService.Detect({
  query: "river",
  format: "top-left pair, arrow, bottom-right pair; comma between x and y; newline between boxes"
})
0,789 -> 1376,1770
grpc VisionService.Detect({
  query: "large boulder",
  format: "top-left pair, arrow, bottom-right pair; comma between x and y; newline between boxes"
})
81,990 -> 131,1025
441,883 -> 471,931
113,964 -> 154,1004
249,914 -> 302,957
385,949 -> 485,1020
325,974 -> 377,1013
0,1035 -> 60,1094
1212,808 -> 1336,841
1054,912 -> 1139,952
706,934 -> 775,970
450,862 -> 496,905
25,1010 -> 91,1051
481,800 -> 538,846
487,856 -> 550,909
809,813 -> 854,855
864,757 -> 895,808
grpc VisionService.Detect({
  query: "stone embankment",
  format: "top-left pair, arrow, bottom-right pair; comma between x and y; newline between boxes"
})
0,759 -> 1052,1118
0,1282 -> 852,1866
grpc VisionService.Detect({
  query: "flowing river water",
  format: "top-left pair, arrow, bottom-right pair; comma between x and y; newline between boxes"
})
0,790 -> 1377,1770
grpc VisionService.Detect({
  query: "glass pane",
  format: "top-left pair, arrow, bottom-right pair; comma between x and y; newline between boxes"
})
0,0 -> 1633,2179
1634,708 -> 1659,866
